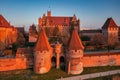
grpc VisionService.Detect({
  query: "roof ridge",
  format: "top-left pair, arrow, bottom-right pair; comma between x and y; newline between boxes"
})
0,14 -> 11,27
102,18 -> 118,29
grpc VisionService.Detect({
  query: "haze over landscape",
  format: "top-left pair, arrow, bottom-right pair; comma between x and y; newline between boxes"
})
0,0 -> 120,31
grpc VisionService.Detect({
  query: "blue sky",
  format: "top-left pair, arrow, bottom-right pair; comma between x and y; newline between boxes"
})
0,0 -> 120,31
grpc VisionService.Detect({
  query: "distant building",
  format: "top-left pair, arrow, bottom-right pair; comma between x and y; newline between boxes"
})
80,18 -> 119,46
38,11 -> 80,35
29,24 -> 38,42
0,15 -> 18,47
102,17 -> 119,45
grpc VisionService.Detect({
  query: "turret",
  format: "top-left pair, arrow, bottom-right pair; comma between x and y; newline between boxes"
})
72,14 -> 77,22
34,29 -> 52,74
67,28 -> 84,75
47,10 -> 51,17
102,17 -> 118,45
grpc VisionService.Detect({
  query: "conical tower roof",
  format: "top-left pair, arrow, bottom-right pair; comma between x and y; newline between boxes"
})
0,14 -> 10,27
69,29 -> 84,50
102,17 -> 118,29
35,29 -> 51,51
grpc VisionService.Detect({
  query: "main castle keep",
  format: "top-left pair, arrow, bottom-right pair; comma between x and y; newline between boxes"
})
38,11 -> 80,32
0,13 -> 120,75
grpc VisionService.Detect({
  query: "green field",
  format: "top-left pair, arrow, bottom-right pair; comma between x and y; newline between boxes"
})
0,66 -> 120,80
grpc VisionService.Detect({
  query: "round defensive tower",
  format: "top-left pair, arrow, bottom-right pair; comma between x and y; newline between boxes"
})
67,28 -> 84,75
34,29 -> 52,74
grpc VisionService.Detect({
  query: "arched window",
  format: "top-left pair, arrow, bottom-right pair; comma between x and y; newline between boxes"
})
51,56 -> 56,68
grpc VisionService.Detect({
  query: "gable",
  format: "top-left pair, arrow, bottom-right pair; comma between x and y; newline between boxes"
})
0,15 -> 10,27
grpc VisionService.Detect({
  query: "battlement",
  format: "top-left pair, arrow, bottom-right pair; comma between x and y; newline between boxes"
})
69,49 -> 83,58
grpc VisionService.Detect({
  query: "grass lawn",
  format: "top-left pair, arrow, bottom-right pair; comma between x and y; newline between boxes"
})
0,66 -> 120,80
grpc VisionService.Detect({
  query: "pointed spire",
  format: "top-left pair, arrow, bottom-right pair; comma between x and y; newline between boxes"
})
102,17 -> 118,29
69,28 -> 84,50
35,29 -> 51,51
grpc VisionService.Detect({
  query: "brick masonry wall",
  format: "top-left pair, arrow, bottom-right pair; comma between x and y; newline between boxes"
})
82,53 -> 120,67
0,58 -> 27,71
0,52 -> 120,72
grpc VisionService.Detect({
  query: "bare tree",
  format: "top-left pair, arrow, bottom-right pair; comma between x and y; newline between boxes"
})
90,34 -> 106,49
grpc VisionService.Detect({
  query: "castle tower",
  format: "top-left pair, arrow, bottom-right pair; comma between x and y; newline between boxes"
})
72,14 -> 77,22
47,10 -> 51,17
34,29 -> 52,74
67,28 -> 84,75
102,18 -> 118,45
55,43 -> 62,69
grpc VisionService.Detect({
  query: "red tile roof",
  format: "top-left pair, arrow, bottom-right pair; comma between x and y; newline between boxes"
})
0,15 -> 11,27
34,29 -> 51,51
46,16 -> 72,26
102,17 -> 118,29
69,29 -> 84,50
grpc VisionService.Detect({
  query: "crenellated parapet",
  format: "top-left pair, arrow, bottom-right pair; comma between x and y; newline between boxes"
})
69,50 -> 83,58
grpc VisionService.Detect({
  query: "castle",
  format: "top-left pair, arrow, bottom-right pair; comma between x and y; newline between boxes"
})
29,11 -> 80,42
0,14 -> 120,75
38,11 -> 80,32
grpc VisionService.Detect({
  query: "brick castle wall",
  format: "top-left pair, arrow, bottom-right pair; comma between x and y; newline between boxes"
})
0,58 -> 27,71
0,52 -> 120,72
82,52 -> 120,67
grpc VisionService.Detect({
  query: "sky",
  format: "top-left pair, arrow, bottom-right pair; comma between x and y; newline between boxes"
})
0,0 -> 120,31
